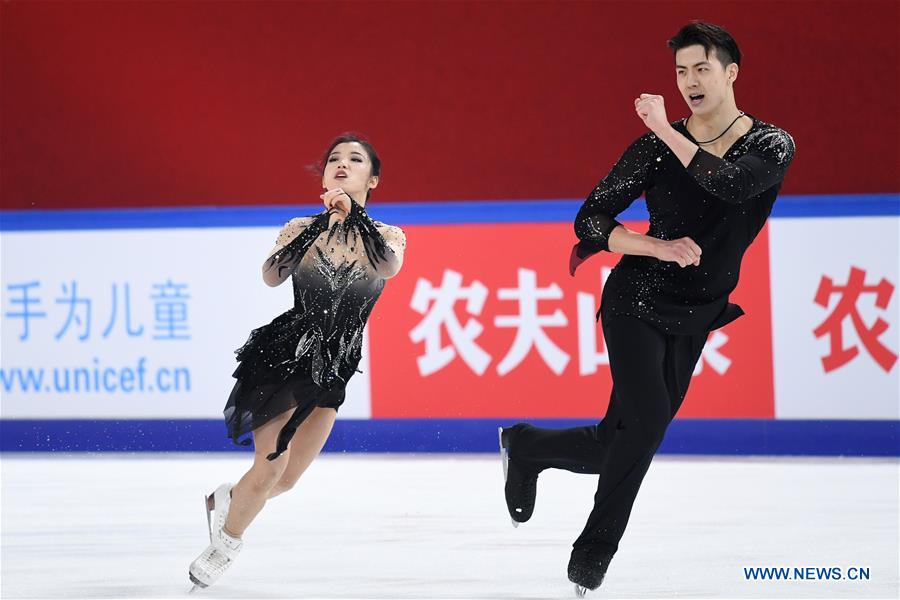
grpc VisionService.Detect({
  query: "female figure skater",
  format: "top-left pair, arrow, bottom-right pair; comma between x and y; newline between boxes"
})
188,134 -> 406,589
498,22 -> 795,596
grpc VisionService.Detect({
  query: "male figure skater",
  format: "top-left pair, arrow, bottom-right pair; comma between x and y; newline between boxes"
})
499,21 -> 795,595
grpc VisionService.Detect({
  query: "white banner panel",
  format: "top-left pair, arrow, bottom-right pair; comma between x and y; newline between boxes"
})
0,229 -> 371,419
770,217 -> 899,419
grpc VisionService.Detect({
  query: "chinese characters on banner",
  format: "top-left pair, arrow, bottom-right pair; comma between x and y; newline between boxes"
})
5,280 -> 191,342
368,222 -> 777,419
769,216 -> 898,420
814,267 -> 897,373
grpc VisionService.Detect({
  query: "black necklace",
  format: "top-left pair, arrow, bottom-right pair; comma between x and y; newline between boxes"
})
689,111 -> 746,145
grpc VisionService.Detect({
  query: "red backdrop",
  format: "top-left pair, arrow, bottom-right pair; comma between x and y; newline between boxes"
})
2,0 -> 898,209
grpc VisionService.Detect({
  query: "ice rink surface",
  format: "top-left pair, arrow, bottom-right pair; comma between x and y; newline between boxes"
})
1,453 -> 897,600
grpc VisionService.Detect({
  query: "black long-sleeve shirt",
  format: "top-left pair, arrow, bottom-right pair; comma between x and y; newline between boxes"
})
573,116 -> 795,334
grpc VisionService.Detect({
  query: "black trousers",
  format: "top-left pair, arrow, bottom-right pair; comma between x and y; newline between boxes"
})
511,314 -> 707,555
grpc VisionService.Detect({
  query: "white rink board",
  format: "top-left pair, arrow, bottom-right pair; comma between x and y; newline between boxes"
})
0,229 -> 371,419
769,217 -> 899,419
4,214 -> 899,425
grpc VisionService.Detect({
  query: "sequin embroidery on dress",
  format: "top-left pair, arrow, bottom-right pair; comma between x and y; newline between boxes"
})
223,201 -> 402,457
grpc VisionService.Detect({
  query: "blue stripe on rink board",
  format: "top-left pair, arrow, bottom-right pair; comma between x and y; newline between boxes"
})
1,194 -> 898,231
1,419 -> 897,456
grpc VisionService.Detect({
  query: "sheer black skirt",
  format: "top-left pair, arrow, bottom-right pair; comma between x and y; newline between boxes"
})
224,309 -> 347,460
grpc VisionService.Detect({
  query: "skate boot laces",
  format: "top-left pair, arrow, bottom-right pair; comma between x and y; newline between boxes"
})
189,531 -> 243,588
189,520 -> 243,588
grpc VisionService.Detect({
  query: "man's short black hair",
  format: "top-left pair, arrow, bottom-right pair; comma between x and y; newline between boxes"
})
667,21 -> 741,68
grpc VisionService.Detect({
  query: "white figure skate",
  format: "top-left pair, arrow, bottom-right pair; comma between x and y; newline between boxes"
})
188,483 -> 242,592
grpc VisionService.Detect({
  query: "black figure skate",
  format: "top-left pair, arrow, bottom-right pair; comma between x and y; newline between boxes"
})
568,548 -> 613,597
498,426 -> 538,527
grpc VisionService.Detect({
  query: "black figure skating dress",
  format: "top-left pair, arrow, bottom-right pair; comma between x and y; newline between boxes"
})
224,201 -> 403,460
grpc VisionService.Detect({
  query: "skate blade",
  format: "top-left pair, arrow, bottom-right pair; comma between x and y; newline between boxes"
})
498,427 -> 509,483
500,427 -> 524,529
189,571 -> 208,593
574,583 -> 588,597
204,493 -> 214,540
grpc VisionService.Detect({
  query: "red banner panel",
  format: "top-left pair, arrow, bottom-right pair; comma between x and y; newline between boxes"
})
368,222 -> 774,419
